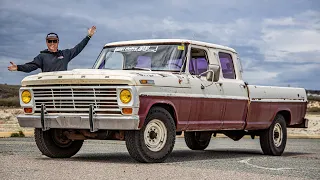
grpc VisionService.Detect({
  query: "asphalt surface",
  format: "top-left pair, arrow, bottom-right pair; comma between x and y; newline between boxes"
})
0,137 -> 319,180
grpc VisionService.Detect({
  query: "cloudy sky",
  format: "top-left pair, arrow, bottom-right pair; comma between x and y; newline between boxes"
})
0,0 -> 319,89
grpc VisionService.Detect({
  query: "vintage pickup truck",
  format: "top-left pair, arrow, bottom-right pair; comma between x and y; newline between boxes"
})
17,39 -> 308,163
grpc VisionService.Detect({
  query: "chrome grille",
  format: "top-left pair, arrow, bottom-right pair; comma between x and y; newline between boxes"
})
32,86 -> 120,114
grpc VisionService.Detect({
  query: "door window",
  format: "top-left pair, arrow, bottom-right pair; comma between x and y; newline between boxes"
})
189,48 -> 209,76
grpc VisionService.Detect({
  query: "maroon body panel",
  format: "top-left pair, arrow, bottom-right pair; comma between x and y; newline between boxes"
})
138,95 -> 224,131
138,96 -> 189,131
187,98 -> 224,130
138,95 -> 307,131
245,101 -> 307,130
222,99 -> 248,130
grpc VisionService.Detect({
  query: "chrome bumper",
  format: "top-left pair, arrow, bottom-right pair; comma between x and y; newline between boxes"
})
17,114 -> 140,131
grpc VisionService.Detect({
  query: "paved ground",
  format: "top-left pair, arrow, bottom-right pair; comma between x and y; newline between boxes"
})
0,137 -> 319,180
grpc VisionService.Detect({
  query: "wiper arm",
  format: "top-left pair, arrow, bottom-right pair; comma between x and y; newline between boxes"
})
123,67 -> 151,71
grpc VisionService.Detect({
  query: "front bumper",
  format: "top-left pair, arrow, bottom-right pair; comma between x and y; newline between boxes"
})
17,114 -> 140,131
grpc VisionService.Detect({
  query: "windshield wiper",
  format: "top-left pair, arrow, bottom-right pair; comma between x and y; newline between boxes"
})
123,67 -> 151,71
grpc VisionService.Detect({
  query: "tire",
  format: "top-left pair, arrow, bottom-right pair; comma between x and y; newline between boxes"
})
259,114 -> 287,156
184,131 -> 212,150
34,128 -> 84,158
125,107 -> 176,163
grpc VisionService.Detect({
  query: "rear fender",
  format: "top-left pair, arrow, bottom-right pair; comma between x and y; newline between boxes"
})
268,108 -> 291,128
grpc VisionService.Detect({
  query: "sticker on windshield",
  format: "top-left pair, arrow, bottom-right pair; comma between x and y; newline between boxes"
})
114,46 -> 158,52
177,46 -> 184,50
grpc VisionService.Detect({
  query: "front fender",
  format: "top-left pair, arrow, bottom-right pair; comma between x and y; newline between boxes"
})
137,95 -> 180,129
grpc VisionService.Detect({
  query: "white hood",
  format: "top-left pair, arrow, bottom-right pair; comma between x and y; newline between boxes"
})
21,69 -> 189,87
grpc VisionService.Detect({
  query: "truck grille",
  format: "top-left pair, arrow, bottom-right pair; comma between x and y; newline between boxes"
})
32,86 -> 120,115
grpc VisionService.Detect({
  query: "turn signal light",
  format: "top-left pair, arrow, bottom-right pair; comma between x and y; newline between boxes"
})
122,108 -> 132,115
24,108 -> 33,113
139,80 -> 155,85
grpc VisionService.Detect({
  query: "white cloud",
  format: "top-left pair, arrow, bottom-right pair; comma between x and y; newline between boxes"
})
260,10 -> 320,62
243,70 -> 279,84
264,17 -> 296,26
0,0 -> 319,89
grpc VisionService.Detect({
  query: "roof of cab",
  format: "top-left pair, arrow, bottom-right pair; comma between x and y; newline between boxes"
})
104,39 -> 236,53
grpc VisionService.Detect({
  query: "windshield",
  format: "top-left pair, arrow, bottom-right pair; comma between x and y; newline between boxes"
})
93,44 -> 187,72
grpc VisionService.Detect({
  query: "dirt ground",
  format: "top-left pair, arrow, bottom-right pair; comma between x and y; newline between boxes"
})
0,107 -> 319,137
0,108 -> 33,133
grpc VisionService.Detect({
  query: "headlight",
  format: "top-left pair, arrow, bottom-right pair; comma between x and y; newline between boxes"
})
120,89 -> 132,104
21,90 -> 32,104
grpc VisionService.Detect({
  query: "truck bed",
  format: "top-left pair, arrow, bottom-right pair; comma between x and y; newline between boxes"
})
245,85 -> 307,130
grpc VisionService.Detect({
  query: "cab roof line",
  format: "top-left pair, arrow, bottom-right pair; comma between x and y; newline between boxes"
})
103,39 -> 236,53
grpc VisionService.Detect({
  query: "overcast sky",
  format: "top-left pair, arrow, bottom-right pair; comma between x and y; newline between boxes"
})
0,0 -> 319,89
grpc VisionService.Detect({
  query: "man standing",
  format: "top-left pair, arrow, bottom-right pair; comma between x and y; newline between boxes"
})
8,26 -> 96,73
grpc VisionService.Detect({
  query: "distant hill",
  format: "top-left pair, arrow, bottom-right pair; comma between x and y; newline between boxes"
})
0,84 -> 20,98
0,84 -> 20,107
0,84 -> 319,107
307,90 -> 320,96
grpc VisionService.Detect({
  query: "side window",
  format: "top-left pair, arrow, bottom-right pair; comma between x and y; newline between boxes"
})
190,48 -> 209,75
218,52 -> 236,79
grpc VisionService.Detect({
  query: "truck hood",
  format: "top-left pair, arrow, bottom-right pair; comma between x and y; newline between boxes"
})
21,69 -> 189,87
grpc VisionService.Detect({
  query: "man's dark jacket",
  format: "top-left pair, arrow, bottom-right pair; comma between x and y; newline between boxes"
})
17,36 -> 91,72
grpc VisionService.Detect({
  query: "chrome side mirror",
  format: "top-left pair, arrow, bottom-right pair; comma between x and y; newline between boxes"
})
207,64 -> 220,82
196,64 -> 221,89
197,64 -> 220,82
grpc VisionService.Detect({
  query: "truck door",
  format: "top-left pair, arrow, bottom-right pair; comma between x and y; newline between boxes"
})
186,45 -> 224,130
216,51 -> 249,130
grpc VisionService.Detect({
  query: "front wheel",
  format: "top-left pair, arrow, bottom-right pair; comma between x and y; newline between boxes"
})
125,107 -> 176,163
259,114 -> 287,156
34,128 -> 83,158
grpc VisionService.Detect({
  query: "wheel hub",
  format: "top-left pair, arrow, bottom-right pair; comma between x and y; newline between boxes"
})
52,129 -> 72,147
144,119 -> 167,152
149,131 -> 157,139
273,123 -> 283,147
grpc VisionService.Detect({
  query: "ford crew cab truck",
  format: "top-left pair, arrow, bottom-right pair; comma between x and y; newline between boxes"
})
17,39 -> 308,163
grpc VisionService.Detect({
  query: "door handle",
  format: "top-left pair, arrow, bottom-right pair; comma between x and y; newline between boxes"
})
215,82 -> 223,86
239,84 -> 246,88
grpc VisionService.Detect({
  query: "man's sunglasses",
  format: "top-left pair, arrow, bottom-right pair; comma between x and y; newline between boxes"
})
47,40 -> 58,43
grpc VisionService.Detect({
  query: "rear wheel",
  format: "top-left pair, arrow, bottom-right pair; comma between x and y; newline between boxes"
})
34,128 -> 83,158
259,114 -> 287,156
125,107 -> 176,163
184,131 -> 212,150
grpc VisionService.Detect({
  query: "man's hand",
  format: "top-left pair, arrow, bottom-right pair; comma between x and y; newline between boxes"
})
88,26 -> 96,37
8,62 -> 18,71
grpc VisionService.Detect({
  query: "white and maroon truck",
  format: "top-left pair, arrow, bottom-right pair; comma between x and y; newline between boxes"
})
17,39 -> 308,163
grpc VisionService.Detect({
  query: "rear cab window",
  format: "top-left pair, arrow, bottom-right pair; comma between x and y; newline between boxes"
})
218,52 -> 236,79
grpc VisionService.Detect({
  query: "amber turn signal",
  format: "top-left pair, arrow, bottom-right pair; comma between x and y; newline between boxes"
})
139,80 -> 155,85
24,108 -> 33,113
122,108 -> 132,114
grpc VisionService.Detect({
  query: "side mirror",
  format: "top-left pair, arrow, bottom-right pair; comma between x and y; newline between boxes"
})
206,64 -> 220,82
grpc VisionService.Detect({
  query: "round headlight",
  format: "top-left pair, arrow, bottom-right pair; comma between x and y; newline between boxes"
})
21,90 -> 32,104
120,89 -> 132,104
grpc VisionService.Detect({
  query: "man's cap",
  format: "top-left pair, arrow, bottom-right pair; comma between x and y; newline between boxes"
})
46,32 -> 59,40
